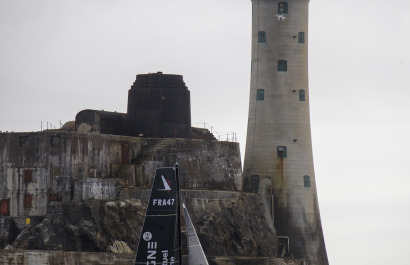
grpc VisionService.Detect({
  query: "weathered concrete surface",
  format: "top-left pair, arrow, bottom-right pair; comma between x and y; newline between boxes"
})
0,251 -> 307,265
209,257 -> 308,265
243,1 -> 328,264
0,131 -> 241,217
0,250 -> 133,265
0,217 -> 14,249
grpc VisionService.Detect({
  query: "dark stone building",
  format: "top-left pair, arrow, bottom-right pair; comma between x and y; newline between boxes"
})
75,72 -> 191,138
75,110 -> 129,136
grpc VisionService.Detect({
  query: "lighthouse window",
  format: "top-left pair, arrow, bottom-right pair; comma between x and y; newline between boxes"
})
277,146 -> 287,158
299,89 -> 305,101
304,175 -> 311,187
278,60 -> 287,72
258,31 -> 266,43
257,89 -> 264,100
278,2 -> 288,14
298,32 -> 305,44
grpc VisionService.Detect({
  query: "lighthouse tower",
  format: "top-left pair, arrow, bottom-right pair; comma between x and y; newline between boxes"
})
243,1 -> 329,264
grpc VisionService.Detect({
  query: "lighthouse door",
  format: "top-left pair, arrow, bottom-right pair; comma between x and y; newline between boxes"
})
250,175 -> 260,194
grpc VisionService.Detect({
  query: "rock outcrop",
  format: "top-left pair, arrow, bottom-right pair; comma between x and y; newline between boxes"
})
11,200 -> 143,252
184,192 -> 277,257
6,191 -> 277,258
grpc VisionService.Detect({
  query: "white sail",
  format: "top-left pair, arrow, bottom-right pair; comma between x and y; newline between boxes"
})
183,203 -> 209,265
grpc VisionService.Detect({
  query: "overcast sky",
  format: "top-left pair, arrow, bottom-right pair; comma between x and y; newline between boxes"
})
1,1 -> 410,264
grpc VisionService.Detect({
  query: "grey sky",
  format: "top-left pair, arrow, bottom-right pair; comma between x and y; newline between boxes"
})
1,0 -> 410,264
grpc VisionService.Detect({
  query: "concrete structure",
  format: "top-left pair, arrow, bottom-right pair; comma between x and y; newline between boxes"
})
126,72 -> 191,138
75,72 -> 191,138
0,250 -> 308,265
0,132 -> 241,218
242,1 -> 329,264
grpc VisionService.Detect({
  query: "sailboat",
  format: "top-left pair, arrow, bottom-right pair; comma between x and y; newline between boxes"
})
134,164 -> 209,265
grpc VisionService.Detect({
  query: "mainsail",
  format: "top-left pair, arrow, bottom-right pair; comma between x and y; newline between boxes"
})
134,166 -> 181,265
183,203 -> 209,265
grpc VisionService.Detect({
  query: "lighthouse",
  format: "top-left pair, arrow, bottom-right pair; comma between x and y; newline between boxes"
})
243,1 -> 329,264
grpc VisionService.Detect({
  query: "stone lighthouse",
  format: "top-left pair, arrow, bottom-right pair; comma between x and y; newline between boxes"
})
242,1 -> 329,264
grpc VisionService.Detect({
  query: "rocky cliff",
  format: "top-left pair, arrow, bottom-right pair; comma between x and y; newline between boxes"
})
4,191 -> 278,256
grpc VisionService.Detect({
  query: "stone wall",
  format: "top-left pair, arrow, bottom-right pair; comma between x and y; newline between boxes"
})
0,131 -> 241,217
0,251 -> 307,265
0,251 -> 132,265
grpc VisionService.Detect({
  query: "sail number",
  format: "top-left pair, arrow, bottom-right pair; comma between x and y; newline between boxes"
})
153,199 -> 175,206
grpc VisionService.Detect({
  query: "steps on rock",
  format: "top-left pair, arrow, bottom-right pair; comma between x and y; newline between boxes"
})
191,127 -> 217,140
132,138 -> 174,165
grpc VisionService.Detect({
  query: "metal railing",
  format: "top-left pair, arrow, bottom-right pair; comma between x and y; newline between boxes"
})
192,122 -> 237,142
